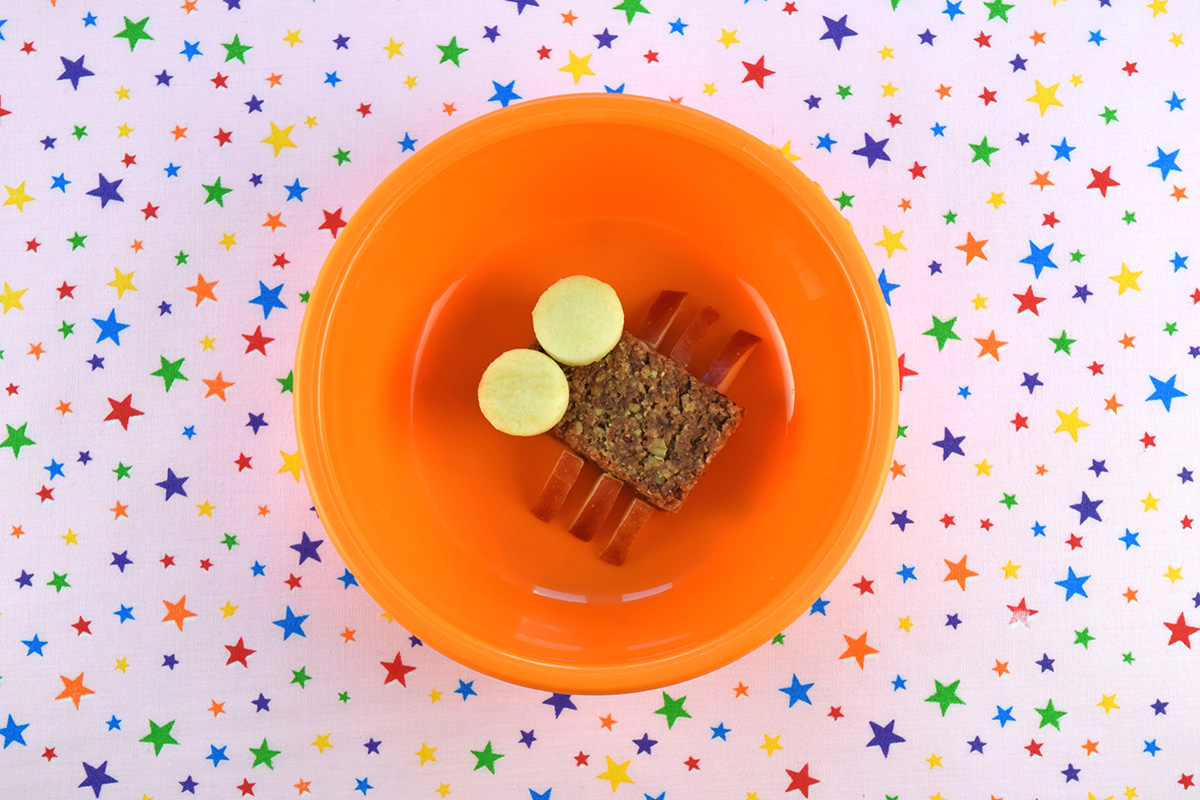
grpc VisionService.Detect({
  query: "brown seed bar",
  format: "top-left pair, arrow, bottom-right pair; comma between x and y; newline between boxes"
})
547,331 -> 744,513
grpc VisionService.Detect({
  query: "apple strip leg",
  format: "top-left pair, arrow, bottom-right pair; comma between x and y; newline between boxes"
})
531,450 -> 584,522
568,473 -> 623,541
637,290 -> 688,349
668,306 -> 720,366
599,499 -> 656,566
701,330 -> 763,393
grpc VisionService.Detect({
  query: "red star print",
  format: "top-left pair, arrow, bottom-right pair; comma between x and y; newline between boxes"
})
828,706 -> 843,720
537,46 -> 552,60
199,558 -> 213,571
1065,533 -> 1084,550
20,42 -> 35,54
225,637 -> 256,667
121,153 -> 137,167
1140,432 -> 1156,448
57,282 -> 76,299
785,763 -> 820,796
909,162 -> 927,179
42,747 -> 56,761
1087,362 -> 1104,376
141,202 -> 159,219
684,756 -> 700,771
979,518 -> 993,531
243,326 -> 274,355
214,128 -> 233,146
939,513 -> 955,527
284,574 -> 302,590
5,384 -> 17,396
235,453 -> 252,472
25,238 -> 39,252
1007,597 -> 1039,627
979,87 -> 997,105
1011,411 -> 1029,430
104,394 -> 145,430
974,31 -> 992,47
644,50 -> 659,63
887,112 -> 903,127
1165,613 -> 1200,647
71,617 -> 93,635
0,96 -> 10,122
1042,211 -> 1059,227
897,353 -> 918,390
319,208 -> 347,238
380,651 -> 417,686
161,554 -> 175,567
1025,739 -> 1044,757
1181,774 -> 1195,790
1087,166 -> 1119,197
237,778 -> 255,796
1182,516 -> 1193,529
574,752 -> 590,766
273,253 -> 290,268
783,1 -> 798,11
36,485 -> 54,502
211,73 -> 229,88
356,103 -> 372,117
741,56 -> 775,88
1013,285 -> 1046,315
1192,288 -> 1200,304
1122,61 -> 1138,76
852,576 -> 874,595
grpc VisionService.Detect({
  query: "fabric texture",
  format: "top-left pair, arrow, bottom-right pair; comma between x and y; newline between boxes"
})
0,1 -> 1196,798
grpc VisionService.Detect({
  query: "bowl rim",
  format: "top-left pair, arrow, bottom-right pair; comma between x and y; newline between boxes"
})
294,93 -> 899,694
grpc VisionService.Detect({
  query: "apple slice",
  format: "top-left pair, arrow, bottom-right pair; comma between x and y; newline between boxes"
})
637,290 -> 688,349
532,450 -> 585,522
568,473 -> 623,541
668,306 -> 720,366
702,330 -> 763,392
599,499 -> 655,566
532,275 -> 625,366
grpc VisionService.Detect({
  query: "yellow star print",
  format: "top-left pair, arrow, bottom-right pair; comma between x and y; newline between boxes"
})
218,233 -> 237,250
1026,80 -> 1063,116
283,29 -> 303,47
718,29 -> 740,49
219,601 -> 238,618
383,37 -> 404,58
107,267 -> 138,299
4,183 -> 35,212
986,191 -> 1006,210
898,616 -> 913,631
1141,492 -> 1160,511
1002,560 -> 1020,579
403,75 -> 418,89
1169,32 -> 1183,47
878,45 -> 894,59
0,281 -> 28,313
429,687 -> 442,703
62,529 -> 79,546
702,83 -> 718,97
117,123 -> 134,138
311,733 -> 333,753
1054,407 -> 1089,442
1097,694 -> 1120,713
1109,263 -> 1143,295
1089,794 -> 1115,800
262,122 -> 298,157
1164,565 -> 1183,582
971,294 -> 988,310
415,742 -> 437,764
304,116 -> 318,129
875,226 -> 907,258
1125,787 -> 1139,799
596,756 -> 634,792
1147,0 -> 1168,16
196,500 -> 215,517
974,459 -> 992,476
772,141 -> 800,162
115,86 -> 131,100
1070,74 -> 1084,86
200,335 -> 216,351
435,785 -> 450,798
114,657 -> 129,673
881,82 -> 899,97
926,752 -> 943,769
278,451 -> 302,482
560,51 -> 595,84
760,734 -> 783,756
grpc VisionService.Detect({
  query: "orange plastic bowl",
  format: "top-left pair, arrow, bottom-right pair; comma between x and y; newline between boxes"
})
295,94 -> 897,694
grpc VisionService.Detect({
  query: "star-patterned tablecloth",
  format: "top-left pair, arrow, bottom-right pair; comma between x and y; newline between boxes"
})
1,1 -> 1198,799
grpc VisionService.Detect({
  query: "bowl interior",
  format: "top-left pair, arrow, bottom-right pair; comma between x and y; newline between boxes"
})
301,97 -> 894,692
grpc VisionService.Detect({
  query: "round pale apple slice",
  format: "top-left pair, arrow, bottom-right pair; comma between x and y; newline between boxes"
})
532,275 -> 624,366
477,349 -> 569,436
